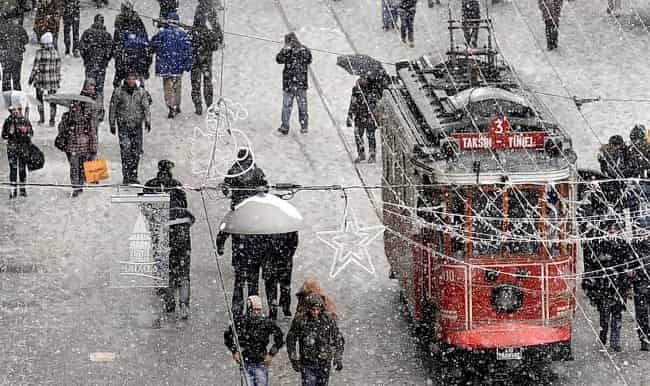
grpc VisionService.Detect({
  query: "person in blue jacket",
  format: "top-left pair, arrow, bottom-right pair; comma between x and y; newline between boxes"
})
151,11 -> 192,119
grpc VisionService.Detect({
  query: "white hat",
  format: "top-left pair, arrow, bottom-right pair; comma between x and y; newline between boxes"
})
40,32 -> 53,45
246,295 -> 263,310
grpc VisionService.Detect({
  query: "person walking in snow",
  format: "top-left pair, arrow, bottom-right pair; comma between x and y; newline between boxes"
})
2,104 -> 33,199
347,77 -> 379,163
143,159 -> 188,209
113,1 -> 152,88
151,11 -> 193,119
262,231 -> 299,320
109,73 -> 152,185
462,0 -> 480,48
224,295 -> 284,386
399,0 -> 417,47
222,147 -> 268,210
161,207 -> 195,319
28,32 -> 61,126
538,0 -> 563,51
276,32 -> 312,135
381,0 -> 399,31
58,97 -> 98,197
195,0 -> 223,32
295,278 -> 337,321
61,0 -> 80,57
33,0 -> 62,51
79,14 -> 113,122
217,230 -> 264,318
286,294 -> 345,385
190,12 -> 223,115
0,18 -> 29,91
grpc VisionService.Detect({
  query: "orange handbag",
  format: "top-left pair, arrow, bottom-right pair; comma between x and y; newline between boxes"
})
83,158 -> 109,183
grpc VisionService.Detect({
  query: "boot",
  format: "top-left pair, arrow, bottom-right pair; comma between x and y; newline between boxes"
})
195,105 -> 202,115
642,340 -> 650,351
19,188 -> 26,197
49,109 -> 56,127
168,107 -> 175,119
179,303 -> 189,320
354,152 -> 365,163
368,153 -> 376,163
599,330 -> 607,345
269,306 -> 278,321
9,188 -> 17,199
37,107 -> 45,124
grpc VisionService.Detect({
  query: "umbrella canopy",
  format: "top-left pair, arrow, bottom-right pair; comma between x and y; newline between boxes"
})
219,193 -> 303,235
44,93 -> 96,107
1,90 -> 41,110
336,54 -> 387,80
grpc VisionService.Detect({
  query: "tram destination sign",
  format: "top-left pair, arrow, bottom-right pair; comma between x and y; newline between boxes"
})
451,116 -> 546,150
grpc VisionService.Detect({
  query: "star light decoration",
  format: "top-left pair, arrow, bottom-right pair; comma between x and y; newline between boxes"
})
316,208 -> 385,279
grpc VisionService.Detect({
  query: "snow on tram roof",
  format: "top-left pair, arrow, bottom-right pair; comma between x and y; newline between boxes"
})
448,87 -> 530,112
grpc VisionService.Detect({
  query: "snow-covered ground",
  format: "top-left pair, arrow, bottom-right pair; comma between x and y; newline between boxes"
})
2,0 -> 650,385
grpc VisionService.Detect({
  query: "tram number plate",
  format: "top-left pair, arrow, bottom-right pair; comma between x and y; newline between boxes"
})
496,347 -> 523,361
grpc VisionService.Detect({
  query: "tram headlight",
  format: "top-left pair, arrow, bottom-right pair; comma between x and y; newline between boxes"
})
491,284 -> 524,314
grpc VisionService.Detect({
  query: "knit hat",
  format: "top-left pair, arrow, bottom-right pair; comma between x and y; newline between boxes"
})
40,32 -> 53,45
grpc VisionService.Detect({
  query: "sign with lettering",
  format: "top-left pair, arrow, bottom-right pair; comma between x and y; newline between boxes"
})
452,116 -> 546,150
110,193 -> 170,288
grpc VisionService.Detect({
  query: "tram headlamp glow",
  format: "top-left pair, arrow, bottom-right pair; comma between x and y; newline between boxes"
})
491,284 -> 524,314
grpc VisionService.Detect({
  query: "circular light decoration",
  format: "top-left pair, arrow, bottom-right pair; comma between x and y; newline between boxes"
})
491,284 -> 524,314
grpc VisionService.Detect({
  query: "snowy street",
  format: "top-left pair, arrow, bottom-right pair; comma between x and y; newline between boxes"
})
2,0 -> 650,385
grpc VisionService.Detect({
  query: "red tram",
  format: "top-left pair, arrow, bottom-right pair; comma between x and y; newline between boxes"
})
377,18 -> 578,381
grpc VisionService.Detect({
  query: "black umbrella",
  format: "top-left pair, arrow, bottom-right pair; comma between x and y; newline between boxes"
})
44,93 -> 96,107
336,54 -> 387,80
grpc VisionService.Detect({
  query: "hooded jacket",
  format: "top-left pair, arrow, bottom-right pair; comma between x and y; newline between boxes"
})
223,153 -> 268,209
295,278 -> 337,320
62,0 -> 79,21
143,170 -> 187,209
0,21 -> 29,61
79,18 -> 113,69
151,12 -> 192,76
286,295 -> 344,368
109,81 -> 151,129
224,313 -> 284,364
190,15 -> 222,66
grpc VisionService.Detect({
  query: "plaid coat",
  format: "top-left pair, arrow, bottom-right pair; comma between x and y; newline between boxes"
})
30,46 -> 61,91
58,108 -> 98,154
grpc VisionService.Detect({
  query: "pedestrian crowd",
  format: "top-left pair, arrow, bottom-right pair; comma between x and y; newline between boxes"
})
1,0 -> 223,198
579,124 -> 650,352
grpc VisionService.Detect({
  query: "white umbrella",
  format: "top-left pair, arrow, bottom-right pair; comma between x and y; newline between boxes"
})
219,193 -> 303,234
1,90 -> 41,110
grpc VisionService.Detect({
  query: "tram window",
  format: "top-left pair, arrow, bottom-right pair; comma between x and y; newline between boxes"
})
472,190 -> 503,256
507,189 -> 540,255
417,176 -> 439,223
449,191 -> 465,259
466,100 -> 533,121
545,184 -> 562,256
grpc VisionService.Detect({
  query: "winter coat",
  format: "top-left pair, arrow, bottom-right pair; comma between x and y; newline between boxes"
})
79,22 -> 113,69
151,13 -> 192,76
598,142 -> 628,179
58,107 -> 98,154
261,231 -> 298,281
216,231 -> 258,270
295,278 -> 338,320
29,45 -> 61,91
33,0 -> 62,36
462,0 -> 480,20
538,0 -> 563,23
582,238 -> 632,309
286,308 -> 344,368
400,0 -> 417,10
113,12 -> 151,80
627,139 -> 650,178
347,84 -> 379,131
190,23 -> 222,66
224,314 -> 284,364
196,0 -> 220,31
109,82 -> 151,129
143,171 -> 187,209
157,0 -> 178,19
223,156 -> 268,209
2,115 -> 33,146
61,0 -> 78,21
276,45 -> 312,91
0,21 -> 29,59
0,0 -> 31,21
169,207 -> 194,254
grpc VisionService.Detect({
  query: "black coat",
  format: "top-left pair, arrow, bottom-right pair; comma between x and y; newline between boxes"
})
143,172 -> 187,209
113,13 -> 151,79
216,231 -> 264,272
347,84 -> 379,130
598,142 -> 628,179
62,0 -> 79,21
157,0 -> 178,18
400,0 -> 417,10
0,21 -> 29,59
462,0 -> 480,20
2,115 -> 32,146
169,207 -> 194,253
224,315 -> 284,364
223,157 -> 268,209
79,22 -> 113,69
627,140 -> 650,178
276,45 -> 312,91
262,232 -> 298,281
582,238 -> 632,309
286,311 -> 344,368
190,23 -> 222,66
